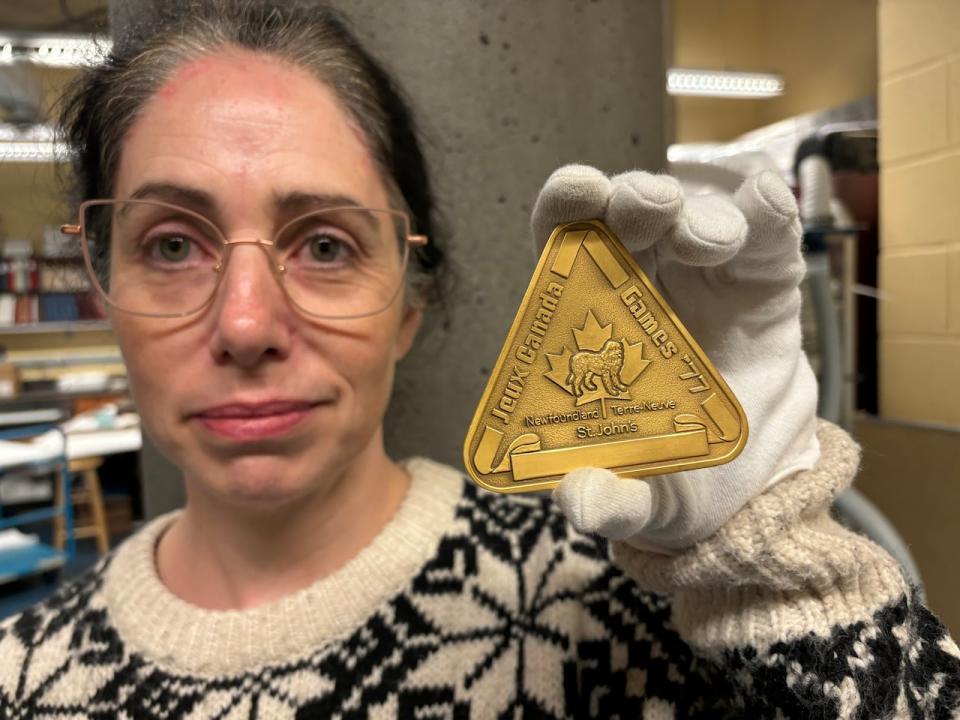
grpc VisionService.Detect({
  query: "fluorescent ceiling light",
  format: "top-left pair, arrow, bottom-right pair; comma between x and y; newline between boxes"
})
667,68 -> 784,98
0,124 -> 65,163
0,141 -> 57,162
0,34 -> 110,68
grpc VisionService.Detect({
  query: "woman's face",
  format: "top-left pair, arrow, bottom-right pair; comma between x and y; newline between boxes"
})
111,48 -> 420,505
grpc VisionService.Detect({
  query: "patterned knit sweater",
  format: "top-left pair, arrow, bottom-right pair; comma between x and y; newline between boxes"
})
0,421 -> 958,719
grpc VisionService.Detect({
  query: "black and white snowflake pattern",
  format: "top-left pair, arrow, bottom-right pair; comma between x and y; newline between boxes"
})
1,479 -> 958,719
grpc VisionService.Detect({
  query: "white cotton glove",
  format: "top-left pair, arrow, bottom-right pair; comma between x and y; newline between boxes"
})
532,165 -> 821,552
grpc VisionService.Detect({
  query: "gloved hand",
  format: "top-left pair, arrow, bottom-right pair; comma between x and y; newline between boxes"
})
531,165 -> 821,551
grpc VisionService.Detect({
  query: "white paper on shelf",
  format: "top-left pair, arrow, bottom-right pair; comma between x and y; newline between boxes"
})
60,404 -> 116,433
57,372 -> 111,393
66,427 -> 142,460
0,529 -> 40,551
0,475 -> 53,503
0,430 -> 65,470
0,409 -> 142,470
0,409 -> 66,427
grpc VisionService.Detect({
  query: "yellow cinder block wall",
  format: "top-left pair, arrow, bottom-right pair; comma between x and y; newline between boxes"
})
673,0 -> 877,143
879,0 -> 960,428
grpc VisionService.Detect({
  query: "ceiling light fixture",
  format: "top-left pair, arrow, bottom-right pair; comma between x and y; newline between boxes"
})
666,68 -> 784,99
0,33 -> 110,68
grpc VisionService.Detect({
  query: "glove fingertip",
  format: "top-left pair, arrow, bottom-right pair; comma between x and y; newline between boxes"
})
731,171 -> 804,266
610,170 -> 683,208
555,468 -> 653,540
607,172 -> 683,253
736,170 -> 799,223
666,195 -> 747,267
531,165 -> 612,250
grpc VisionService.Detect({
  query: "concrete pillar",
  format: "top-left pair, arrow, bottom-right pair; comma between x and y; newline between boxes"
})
110,0 -> 668,516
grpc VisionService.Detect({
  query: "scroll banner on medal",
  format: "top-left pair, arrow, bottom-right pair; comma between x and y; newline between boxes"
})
463,220 -> 748,494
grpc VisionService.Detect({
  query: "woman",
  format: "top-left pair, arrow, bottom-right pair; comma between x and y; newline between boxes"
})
1,1 -> 957,717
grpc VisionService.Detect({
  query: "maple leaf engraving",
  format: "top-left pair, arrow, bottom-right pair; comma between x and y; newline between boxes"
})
545,347 -> 574,390
573,310 -> 611,352
545,311 -> 651,414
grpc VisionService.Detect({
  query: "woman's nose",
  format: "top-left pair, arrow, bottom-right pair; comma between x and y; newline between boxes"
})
207,242 -> 293,368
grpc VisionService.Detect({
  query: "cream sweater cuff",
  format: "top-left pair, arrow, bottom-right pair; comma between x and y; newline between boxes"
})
611,420 -> 909,658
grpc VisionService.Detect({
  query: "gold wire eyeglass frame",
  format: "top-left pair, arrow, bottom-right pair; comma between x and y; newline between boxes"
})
60,199 -> 428,320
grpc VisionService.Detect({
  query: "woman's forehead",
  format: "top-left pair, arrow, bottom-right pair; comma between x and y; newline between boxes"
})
154,48 -> 307,107
115,49 -> 386,209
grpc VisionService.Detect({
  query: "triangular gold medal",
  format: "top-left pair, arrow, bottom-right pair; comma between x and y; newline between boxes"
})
463,219 -> 748,493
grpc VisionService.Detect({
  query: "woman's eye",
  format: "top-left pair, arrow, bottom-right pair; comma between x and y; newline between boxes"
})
306,232 -> 348,263
156,235 -> 192,262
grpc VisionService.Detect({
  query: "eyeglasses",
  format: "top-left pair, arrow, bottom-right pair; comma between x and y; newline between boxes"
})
60,199 -> 427,320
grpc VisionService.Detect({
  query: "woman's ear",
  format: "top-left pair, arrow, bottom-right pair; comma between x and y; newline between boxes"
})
395,305 -> 423,361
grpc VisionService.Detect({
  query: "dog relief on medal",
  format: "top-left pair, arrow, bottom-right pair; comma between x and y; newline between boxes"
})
463,220 -> 748,493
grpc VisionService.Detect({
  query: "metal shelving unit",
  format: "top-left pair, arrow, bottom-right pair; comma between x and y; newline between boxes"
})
0,425 -> 74,585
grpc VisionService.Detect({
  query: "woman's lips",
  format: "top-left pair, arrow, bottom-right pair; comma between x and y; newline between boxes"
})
193,401 -> 320,441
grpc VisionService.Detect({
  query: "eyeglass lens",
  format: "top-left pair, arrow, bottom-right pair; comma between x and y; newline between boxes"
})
81,201 -> 409,318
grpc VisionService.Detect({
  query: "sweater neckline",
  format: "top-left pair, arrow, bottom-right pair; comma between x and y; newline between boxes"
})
102,457 -> 465,677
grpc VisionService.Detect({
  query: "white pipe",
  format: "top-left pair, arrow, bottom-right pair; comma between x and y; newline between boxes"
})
798,155 -> 833,226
